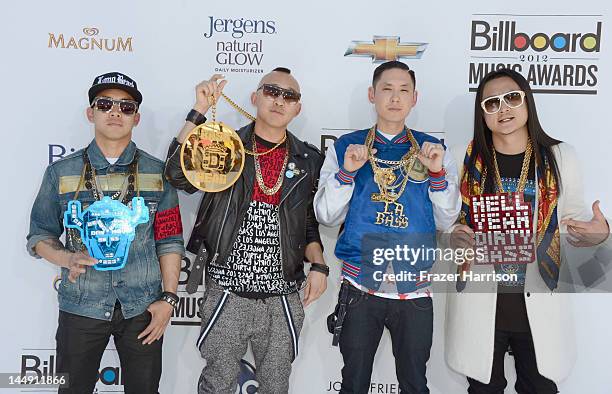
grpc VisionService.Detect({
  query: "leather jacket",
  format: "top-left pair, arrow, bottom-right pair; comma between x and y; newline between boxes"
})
164,122 -> 324,284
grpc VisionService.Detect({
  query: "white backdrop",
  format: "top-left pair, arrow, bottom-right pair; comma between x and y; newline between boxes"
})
2,1 -> 611,393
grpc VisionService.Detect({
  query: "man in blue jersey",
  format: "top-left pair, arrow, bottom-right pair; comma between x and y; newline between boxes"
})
314,61 -> 461,393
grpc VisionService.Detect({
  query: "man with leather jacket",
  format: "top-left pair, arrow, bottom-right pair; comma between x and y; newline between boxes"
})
164,68 -> 328,394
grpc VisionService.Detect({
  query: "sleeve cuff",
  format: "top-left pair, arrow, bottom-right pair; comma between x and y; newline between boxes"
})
156,242 -> 186,258
335,167 -> 357,185
26,234 -> 59,258
428,169 -> 448,192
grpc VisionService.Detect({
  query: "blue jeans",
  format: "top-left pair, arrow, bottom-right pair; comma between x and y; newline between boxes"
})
338,283 -> 433,394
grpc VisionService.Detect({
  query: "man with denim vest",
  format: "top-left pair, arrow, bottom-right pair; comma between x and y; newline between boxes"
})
314,61 -> 461,393
26,72 -> 185,394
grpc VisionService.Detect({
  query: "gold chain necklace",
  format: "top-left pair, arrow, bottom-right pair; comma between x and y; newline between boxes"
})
253,132 -> 289,195
366,126 -> 419,203
208,93 -> 289,195
484,139 -> 533,193
211,93 -> 285,157
220,92 -> 256,122
245,134 -> 287,156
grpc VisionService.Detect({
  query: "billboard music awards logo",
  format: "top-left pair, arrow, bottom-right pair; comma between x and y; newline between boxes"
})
237,360 -> 258,394
20,349 -> 124,391
48,27 -> 133,52
468,14 -> 602,94
204,16 -> 277,74
345,36 -> 428,62
171,255 -> 204,326
49,144 -> 76,164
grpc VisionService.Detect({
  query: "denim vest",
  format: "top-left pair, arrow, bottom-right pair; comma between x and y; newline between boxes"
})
27,139 -> 185,320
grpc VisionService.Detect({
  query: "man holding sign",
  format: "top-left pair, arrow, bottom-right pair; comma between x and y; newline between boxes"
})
446,68 -> 611,393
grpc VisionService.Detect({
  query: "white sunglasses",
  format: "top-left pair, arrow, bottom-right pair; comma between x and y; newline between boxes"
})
480,90 -> 525,115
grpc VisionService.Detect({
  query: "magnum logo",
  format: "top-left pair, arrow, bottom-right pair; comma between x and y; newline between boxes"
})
48,27 -> 133,52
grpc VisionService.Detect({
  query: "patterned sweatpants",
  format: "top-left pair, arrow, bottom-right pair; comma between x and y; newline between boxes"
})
196,280 -> 305,394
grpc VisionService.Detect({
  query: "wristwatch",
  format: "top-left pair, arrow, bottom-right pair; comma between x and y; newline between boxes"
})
160,291 -> 179,308
310,262 -> 330,277
185,109 -> 207,126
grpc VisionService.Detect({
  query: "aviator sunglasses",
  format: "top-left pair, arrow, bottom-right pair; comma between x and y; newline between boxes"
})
92,96 -> 139,115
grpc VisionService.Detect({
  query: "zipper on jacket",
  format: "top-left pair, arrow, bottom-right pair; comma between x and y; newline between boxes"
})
278,172 -> 308,270
165,142 -> 181,167
210,185 -> 235,265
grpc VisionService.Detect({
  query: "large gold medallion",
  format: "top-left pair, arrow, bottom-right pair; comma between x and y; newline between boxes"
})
179,92 -> 256,192
180,122 -> 245,192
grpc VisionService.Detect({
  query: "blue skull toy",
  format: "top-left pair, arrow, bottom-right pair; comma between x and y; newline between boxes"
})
64,196 -> 149,271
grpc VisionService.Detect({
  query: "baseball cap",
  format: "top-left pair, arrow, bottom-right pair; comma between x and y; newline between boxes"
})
88,72 -> 143,104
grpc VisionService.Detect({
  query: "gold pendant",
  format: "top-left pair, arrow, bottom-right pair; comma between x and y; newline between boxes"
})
179,92 -> 255,193
180,122 -> 245,192
373,201 -> 409,228
371,192 -> 393,203
374,169 -> 396,186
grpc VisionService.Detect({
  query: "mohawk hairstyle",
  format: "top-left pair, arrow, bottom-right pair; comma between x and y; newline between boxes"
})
273,67 -> 291,74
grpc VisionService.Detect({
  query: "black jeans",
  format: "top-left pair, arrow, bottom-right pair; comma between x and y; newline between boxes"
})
338,284 -> 433,394
55,304 -> 162,394
467,330 -> 558,394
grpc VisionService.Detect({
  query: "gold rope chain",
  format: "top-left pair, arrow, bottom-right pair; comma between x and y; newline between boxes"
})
210,93 -> 286,157
493,138 -> 533,193
253,132 -> 290,195
366,126 -> 419,203
246,134 -> 287,157
220,93 -> 256,122
483,139 -> 533,193
210,93 -> 289,194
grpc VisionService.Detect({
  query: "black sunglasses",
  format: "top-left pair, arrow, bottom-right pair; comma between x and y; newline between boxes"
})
257,84 -> 301,104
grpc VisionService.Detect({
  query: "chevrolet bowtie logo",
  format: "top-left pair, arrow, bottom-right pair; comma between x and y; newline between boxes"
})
344,36 -> 428,62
